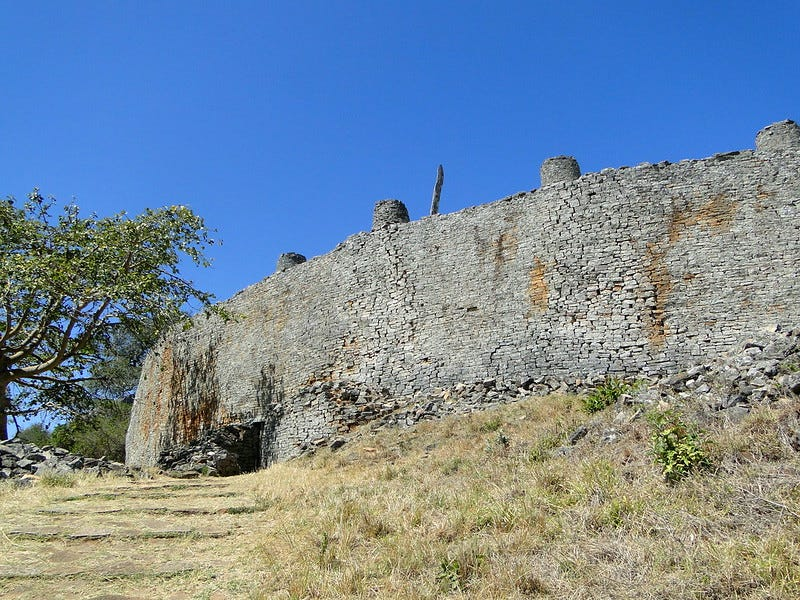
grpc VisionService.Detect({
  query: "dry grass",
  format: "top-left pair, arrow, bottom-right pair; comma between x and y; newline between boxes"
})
1,393 -> 799,599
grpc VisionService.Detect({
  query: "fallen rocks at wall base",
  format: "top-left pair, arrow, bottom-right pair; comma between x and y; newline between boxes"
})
154,325 -> 800,478
3,327 -> 798,482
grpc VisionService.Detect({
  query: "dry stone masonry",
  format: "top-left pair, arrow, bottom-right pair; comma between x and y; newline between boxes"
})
127,120 -> 800,472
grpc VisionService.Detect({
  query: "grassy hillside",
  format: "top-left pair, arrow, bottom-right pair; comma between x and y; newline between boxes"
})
1,392 -> 799,599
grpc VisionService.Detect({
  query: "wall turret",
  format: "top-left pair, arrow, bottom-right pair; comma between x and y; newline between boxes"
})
372,199 -> 410,231
540,155 -> 581,186
276,252 -> 306,272
756,120 -> 800,152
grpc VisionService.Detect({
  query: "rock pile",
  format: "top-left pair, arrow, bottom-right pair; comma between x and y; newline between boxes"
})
370,377 -> 562,430
289,327 -> 800,458
655,325 -> 800,417
157,423 -> 260,478
0,439 -> 128,480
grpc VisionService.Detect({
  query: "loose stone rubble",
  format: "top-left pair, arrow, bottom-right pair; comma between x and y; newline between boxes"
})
652,324 -> 800,415
157,423 -> 260,478
0,439 -> 128,481
5,326 -> 797,481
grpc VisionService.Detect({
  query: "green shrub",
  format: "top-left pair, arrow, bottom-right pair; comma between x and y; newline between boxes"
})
496,430 -> 510,449
436,548 -> 486,592
582,378 -> 631,413
648,409 -> 712,482
527,431 -> 563,463
17,422 -> 53,447
51,401 -> 131,461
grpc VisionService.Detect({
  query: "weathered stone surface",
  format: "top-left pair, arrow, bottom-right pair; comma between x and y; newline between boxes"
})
755,119 -> 800,152
157,423 -> 260,476
127,120 -> 800,469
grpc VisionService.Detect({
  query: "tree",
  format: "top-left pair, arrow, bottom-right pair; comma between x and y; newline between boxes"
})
17,422 -> 52,447
0,189 -> 218,439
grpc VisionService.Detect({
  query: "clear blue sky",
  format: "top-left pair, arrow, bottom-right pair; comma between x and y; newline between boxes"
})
2,1 -> 798,303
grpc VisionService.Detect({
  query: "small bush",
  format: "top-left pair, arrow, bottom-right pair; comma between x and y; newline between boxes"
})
441,457 -> 463,475
649,409 -> 712,482
51,401 -> 131,461
436,547 -> 486,592
528,431 -> 563,463
582,378 -> 631,413
479,416 -> 503,433
496,430 -> 510,449
437,558 -> 463,592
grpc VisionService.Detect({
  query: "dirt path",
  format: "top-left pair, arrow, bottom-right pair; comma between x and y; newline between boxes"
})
0,475 -> 264,599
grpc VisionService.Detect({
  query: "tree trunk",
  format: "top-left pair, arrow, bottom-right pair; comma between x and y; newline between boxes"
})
430,164 -> 444,215
0,381 -> 8,440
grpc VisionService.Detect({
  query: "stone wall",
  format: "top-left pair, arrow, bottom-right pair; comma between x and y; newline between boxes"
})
126,121 -> 800,468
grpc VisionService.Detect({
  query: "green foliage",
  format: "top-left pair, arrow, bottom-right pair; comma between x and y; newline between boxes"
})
87,319 -> 160,402
16,422 -> 52,446
437,558 -> 463,592
485,429 -> 511,454
496,430 -> 510,449
0,189 -> 218,438
527,431 -> 564,463
436,548 -> 486,592
50,401 -> 131,461
648,409 -> 712,482
582,378 -> 631,413
441,457 -> 463,475
318,531 -> 336,568
780,360 -> 799,374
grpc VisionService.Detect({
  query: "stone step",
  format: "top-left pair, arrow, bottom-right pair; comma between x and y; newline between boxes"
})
5,527 -> 230,540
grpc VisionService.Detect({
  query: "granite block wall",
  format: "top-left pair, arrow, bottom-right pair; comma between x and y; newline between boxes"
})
126,121 -> 800,468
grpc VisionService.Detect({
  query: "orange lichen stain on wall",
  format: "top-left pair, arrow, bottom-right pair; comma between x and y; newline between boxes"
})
157,344 -> 221,445
527,257 -> 549,313
756,184 -> 773,200
643,244 -> 672,348
643,193 -> 739,349
667,193 -> 738,243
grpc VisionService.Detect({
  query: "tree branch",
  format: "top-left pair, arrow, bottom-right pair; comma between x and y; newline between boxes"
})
5,296 -> 63,358
0,295 -> 33,346
18,297 -> 111,376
